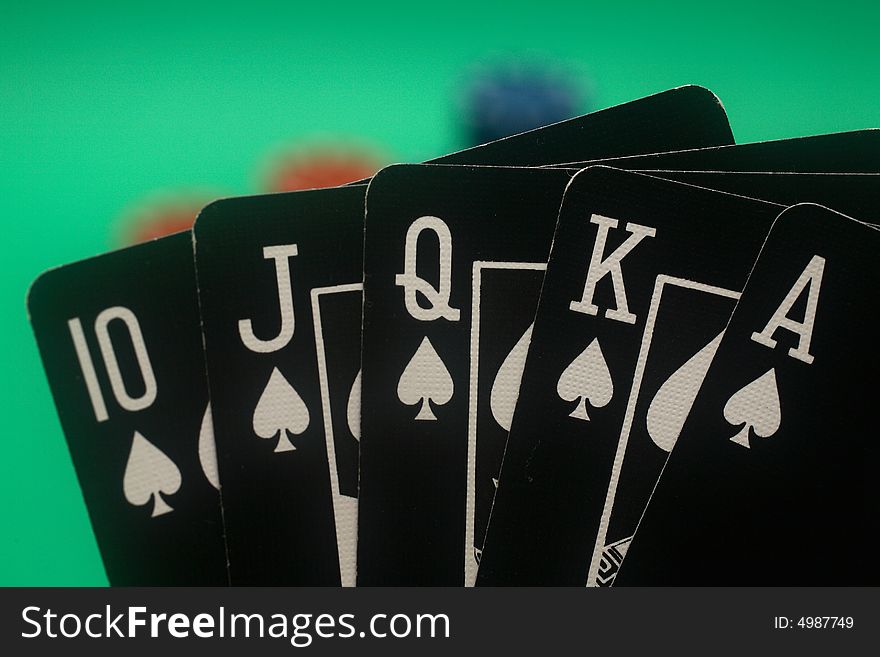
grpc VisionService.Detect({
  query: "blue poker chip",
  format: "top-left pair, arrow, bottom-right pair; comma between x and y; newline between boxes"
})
461,62 -> 587,146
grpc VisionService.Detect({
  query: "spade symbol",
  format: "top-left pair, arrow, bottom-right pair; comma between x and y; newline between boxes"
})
646,332 -> 724,452
123,431 -> 182,517
198,403 -> 221,490
723,368 -> 781,449
397,337 -> 453,421
253,367 -> 310,452
346,369 -> 361,441
556,338 -> 613,421
490,323 -> 534,432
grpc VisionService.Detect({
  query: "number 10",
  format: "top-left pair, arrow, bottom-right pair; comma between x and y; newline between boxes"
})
67,306 -> 157,422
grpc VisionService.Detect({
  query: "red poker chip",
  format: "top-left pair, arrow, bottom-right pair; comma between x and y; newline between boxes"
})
263,147 -> 384,192
119,194 -> 217,245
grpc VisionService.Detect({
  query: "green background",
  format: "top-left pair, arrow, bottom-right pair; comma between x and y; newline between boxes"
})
2,0 -> 878,585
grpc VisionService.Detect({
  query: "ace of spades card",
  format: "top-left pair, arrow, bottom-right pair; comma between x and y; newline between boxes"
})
359,165 -> 577,586
615,205 -> 880,585
28,233 -> 228,586
195,86 -> 735,586
477,167 -> 794,586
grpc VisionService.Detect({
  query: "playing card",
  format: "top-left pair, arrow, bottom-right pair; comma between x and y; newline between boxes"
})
550,129 -> 880,171
649,172 -> 880,223
359,165 -> 579,586
194,85 -> 734,586
434,84 -> 733,165
477,167 -> 790,586
615,204 -> 880,585
28,233 -> 228,586
195,187 -> 364,587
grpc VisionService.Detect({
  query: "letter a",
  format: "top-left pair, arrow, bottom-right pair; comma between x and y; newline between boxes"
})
751,254 -> 825,365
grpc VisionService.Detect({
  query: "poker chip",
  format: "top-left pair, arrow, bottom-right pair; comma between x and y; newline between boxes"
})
460,61 -> 588,146
262,145 -> 384,192
118,193 -> 218,245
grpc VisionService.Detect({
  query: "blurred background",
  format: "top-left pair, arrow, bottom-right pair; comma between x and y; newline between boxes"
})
2,0 -> 878,585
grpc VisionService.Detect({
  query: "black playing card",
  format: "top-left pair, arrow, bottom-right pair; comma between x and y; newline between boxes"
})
194,86 -> 734,586
359,165 -> 576,585
28,233 -> 228,586
195,187 -> 364,587
615,204 -> 880,585
648,172 -> 880,224
477,167 -> 790,586
549,129 -> 880,171
432,84 -> 733,166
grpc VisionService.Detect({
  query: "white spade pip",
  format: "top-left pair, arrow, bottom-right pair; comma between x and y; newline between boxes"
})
253,367 -> 310,452
198,403 -> 221,490
646,332 -> 724,452
123,431 -> 182,518
490,323 -> 534,432
397,337 -> 453,421
723,368 -> 781,449
556,338 -> 613,421
347,369 -> 361,441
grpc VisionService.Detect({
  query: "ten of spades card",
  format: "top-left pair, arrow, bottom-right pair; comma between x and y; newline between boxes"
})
28,233 -> 228,586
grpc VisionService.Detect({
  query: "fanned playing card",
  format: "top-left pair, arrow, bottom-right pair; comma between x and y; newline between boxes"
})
615,204 -> 879,585
195,187 -> 365,586
194,86 -> 734,585
650,172 -> 880,224
478,167 -> 790,586
550,129 -> 880,171
28,233 -> 228,585
359,165 -> 575,585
